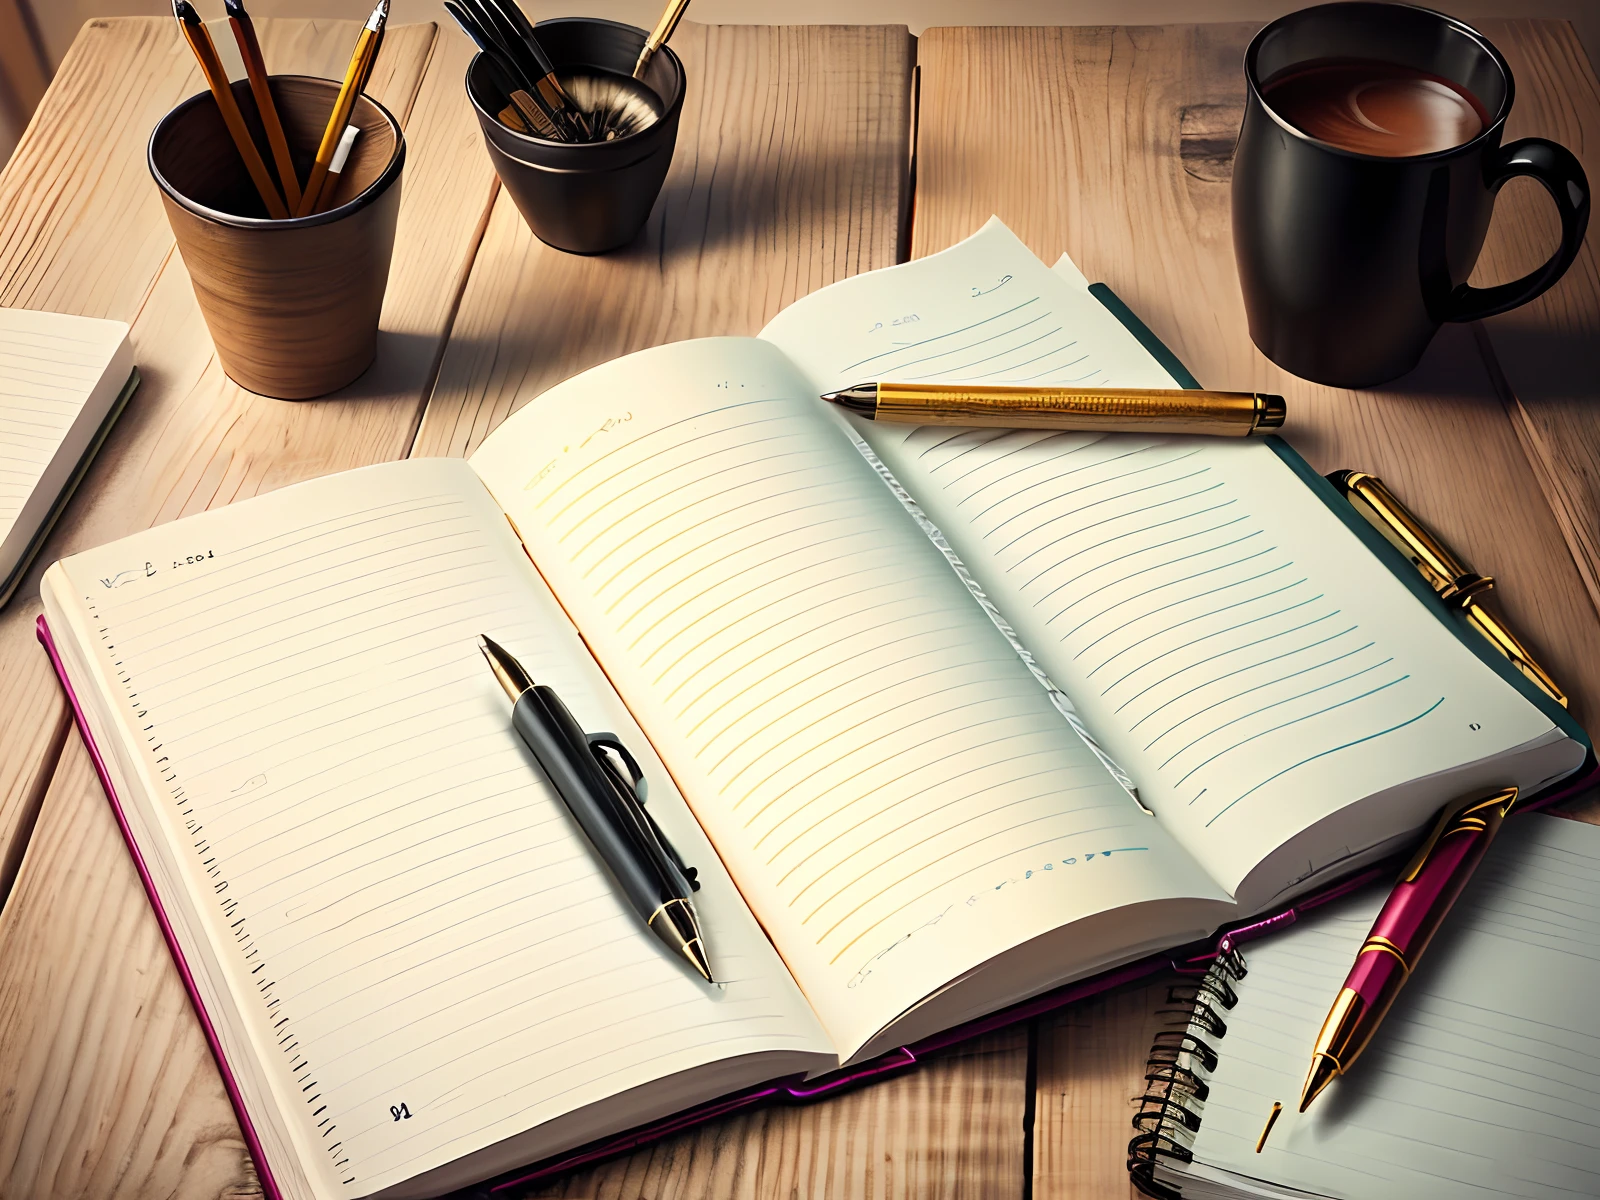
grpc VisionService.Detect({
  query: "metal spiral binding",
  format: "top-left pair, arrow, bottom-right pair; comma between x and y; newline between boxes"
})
1128,945 -> 1248,1200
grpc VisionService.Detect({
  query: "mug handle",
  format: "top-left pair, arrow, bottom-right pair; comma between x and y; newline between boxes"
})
1444,138 -> 1590,322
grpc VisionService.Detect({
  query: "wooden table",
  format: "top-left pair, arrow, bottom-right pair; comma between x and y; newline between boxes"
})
0,15 -> 1596,1200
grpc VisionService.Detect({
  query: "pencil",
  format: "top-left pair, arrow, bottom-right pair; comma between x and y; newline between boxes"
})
172,0 -> 289,220
224,0 -> 301,211
296,0 -> 388,218
311,125 -> 360,215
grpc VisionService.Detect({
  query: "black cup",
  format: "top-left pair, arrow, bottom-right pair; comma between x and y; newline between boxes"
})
1232,2 -> 1590,388
466,17 -> 685,255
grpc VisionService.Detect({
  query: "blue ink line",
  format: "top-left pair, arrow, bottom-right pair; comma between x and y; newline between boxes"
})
1008,483 -> 1227,572
1058,547 -> 1279,638
1019,495 -> 1236,589
1111,609 -> 1342,715
1204,697 -> 1447,827
1178,675 -> 1411,791
1092,584 -> 1314,684
1159,658 -> 1395,770
1031,516 -> 1252,610
1143,640 -> 1378,751
1126,626 -> 1362,732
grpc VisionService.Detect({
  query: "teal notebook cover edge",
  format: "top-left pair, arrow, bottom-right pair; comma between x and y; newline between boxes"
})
1087,282 -> 1588,751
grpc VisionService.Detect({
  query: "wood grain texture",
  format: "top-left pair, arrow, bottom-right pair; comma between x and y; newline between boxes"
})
0,733 -> 260,1200
912,22 -> 1600,1199
0,18 -> 502,1200
1031,983 -> 1169,1200
414,21 -> 915,458
0,19 -> 494,912
419,22 -> 1030,1197
913,23 -> 1600,738
527,1031 -> 1028,1199
1472,21 -> 1600,622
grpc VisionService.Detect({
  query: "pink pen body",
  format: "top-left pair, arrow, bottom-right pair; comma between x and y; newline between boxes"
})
1299,786 -> 1517,1110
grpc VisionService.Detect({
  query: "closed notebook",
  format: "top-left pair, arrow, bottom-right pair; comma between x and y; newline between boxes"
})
36,220 -> 1589,1200
0,307 -> 136,605
1133,812 -> 1600,1200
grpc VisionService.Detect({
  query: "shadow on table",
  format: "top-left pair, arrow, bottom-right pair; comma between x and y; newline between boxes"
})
1477,315 -> 1600,404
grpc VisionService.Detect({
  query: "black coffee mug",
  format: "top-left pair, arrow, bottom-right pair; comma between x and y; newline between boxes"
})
1232,2 -> 1590,388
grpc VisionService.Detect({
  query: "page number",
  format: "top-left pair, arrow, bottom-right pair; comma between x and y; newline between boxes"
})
390,1102 -> 413,1121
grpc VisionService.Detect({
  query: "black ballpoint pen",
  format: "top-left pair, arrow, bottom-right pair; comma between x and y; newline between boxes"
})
478,635 -> 713,982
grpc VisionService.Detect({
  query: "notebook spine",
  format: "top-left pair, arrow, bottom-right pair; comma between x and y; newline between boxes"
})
1127,945 -> 1248,1200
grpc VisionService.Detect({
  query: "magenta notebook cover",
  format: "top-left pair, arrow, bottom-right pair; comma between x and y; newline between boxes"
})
37,612 -> 1600,1199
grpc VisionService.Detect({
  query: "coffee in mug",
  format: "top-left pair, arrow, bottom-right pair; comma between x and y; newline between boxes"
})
1232,3 -> 1590,389
1260,58 -> 1489,157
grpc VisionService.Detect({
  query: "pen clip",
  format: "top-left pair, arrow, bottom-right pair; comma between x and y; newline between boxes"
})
587,733 -> 700,892
1326,470 -> 1491,607
1399,785 -> 1519,883
1328,468 -> 1567,708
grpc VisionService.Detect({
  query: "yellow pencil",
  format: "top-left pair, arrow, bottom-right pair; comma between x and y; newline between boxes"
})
173,0 -> 288,220
225,0 -> 301,211
296,0 -> 388,218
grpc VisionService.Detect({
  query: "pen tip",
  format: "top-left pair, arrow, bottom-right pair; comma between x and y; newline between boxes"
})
1298,1055 -> 1338,1113
684,937 -> 715,983
821,385 -> 878,416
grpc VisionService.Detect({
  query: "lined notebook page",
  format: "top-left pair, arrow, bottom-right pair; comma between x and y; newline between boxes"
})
1175,815 -> 1600,1200
761,220 -> 1564,901
469,337 -> 1230,1059
51,459 -> 829,1199
0,308 -> 129,575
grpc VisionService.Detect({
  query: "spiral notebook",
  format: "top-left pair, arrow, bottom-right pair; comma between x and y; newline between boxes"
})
34,221 -> 1593,1200
1131,812 -> 1600,1200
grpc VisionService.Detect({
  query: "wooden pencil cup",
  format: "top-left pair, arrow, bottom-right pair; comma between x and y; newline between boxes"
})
148,77 -> 405,400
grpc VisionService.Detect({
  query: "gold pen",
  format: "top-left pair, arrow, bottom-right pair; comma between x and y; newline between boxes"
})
1328,470 -> 1567,708
821,381 -> 1286,436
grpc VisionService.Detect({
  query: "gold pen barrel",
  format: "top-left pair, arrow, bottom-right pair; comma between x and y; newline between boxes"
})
871,383 -> 1284,435
1329,470 -> 1567,709
1467,605 -> 1569,709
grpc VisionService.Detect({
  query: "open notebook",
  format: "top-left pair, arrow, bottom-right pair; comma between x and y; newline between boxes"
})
37,221 -> 1589,1200
0,308 -> 136,605
1137,813 -> 1600,1200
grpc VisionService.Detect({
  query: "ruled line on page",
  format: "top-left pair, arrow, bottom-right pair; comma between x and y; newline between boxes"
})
67,463 -> 820,1191
515,388 -> 1152,968
890,428 -> 1460,834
